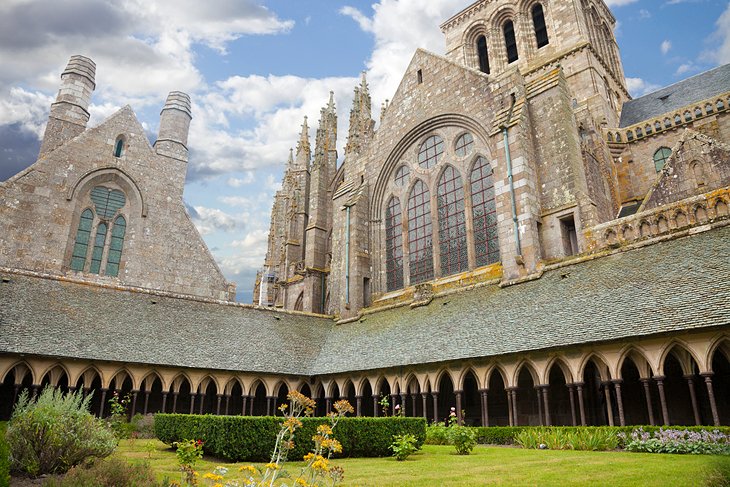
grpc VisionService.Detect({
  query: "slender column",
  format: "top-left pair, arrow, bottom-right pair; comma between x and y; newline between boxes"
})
172,392 -> 178,413
31,385 -> 39,401
575,382 -> 586,426
189,393 -> 196,415
421,393 -> 428,420
325,397 -> 332,415
411,393 -> 417,417
161,392 -> 168,413
455,390 -> 463,425
478,389 -> 487,427
130,390 -> 139,417
242,396 -> 248,416
654,376 -> 669,425
510,389 -> 518,426
506,388 -> 514,426
568,384 -> 577,426
613,380 -> 625,427
224,394 -> 230,416
373,395 -> 379,417
640,378 -> 655,425
432,392 -> 439,424
12,385 -> 20,406
391,394 -> 397,415
143,391 -> 150,415
541,386 -> 551,426
400,393 -> 407,416
198,393 -> 204,415
249,395 -> 254,416
216,394 -> 223,415
99,388 -> 108,417
702,373 -> 720,427
355,395 -> 363,417
266,396 -> 274,416
684,375 -> 701,426
602,382 -> 614,426
535,387 -> 544,426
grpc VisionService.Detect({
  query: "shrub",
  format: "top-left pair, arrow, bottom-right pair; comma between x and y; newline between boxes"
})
390,434 -> 419,461
473,426 -> 526,445
42,458 -> 160,487
449,426 -> 477,455
155,413 -> 426,462
6,387 -> 117,477
0,422 -> 10,487
130,414 -> 155,439
622,427 -> 730,455
425,424 -> 450,445
515,427 -> 619,451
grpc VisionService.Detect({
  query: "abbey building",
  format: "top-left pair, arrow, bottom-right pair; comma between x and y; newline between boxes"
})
1,0 -> 729,428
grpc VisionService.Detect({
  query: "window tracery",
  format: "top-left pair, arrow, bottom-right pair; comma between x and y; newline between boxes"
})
407,179 -> 434,284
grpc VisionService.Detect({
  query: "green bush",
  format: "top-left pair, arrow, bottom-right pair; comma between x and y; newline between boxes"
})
425,424 -> 451,445
449,426 -> 477,455
515,427 -> 619,451
130,414 -> 155,439
0,422 -> 10,487
6,387 -> 117,477
390,434 -> 419,461
154,414 -> 426,462
42,458 -> 161,487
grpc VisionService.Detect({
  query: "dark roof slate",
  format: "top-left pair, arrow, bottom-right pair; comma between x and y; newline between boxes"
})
619,63 -> 730,128
1,226 -> 728,377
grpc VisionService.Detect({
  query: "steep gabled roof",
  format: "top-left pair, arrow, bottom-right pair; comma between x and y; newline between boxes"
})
619,63 -> 730,128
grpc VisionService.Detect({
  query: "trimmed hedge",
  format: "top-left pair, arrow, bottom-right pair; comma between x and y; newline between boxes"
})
471,425 -> 730,446
0,422 -> 9,487
154,414 -> 426,462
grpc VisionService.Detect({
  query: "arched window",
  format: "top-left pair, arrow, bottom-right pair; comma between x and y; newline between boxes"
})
407,180 -> 434,284
503,20 -> 519,63
417,135 -> 444,169
470,157 -> 500,266
385,197 -> 404,291
653,147 -> 672,173
114,136 -> 125,158
476,35 -> 490,74
70,209 -> 94,271
454,133 -> 474,157
89,222 -> 108,275
105,216 -> 126,277
394,165 -> 410,187
532,4 -> 549,48
437,166 -> 468,276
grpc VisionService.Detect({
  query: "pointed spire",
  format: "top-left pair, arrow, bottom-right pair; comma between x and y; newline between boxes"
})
295,116 -> 310,168
346,71 -> 375,156
327,90 -> 336,113
287,147 -> 294,167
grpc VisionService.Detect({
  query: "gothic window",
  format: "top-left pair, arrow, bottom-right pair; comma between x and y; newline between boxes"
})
89,222 -> 108,274
437,166 -> 468,276
470,157 -> 500,266
394,165 -> 410,187
532,4 -> 549,48
653,147 -> 672,173
70,209 -> 94,271
454,133 -> 474,157
105,216 -> 126,277
114,135 -> 125,157
476,35 -> 490,74
504,20 -> 519,63
385,197 -> 404,291
407,179 -> 434,284
417,135 -> 444,169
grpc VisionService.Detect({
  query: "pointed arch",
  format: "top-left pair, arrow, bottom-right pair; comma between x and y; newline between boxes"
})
657,340 -> 704,375
437,164 -> 468,276
470,155 -> 499,266
39,363 -> 71,389
407,178 -> 434,284
356,377 -> 373,397
457,366 -> 482,390
513,360 -> 540,386
109,367 -> 136,390
578,352 -> 612,382
2,361 -> 34,385
543,356 -> 573,385
384,195 -> 404,291
140,370 -> 165,391
224,377 -> 245,396
615,346 -> 653,379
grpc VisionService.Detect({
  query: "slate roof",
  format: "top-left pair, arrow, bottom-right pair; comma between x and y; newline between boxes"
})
619,63 -> 730,128
1,226 -> 729,377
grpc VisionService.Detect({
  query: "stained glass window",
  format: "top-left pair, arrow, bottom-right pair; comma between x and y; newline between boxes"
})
437,166 -> 468,276
385,197 -> 404,291
417,135 -> 444,169
532,4 -> 549,48
105,216 -> 126,277
89,222 -> 108,275
90,186 -> 126,219
454,133 -> 474,157
394,165 -> 410,187
407,180 -> 434,284
70,209 -> 94,271
471,157 -> 500,266
653,147 -> 672,172
504,20 -> 518,63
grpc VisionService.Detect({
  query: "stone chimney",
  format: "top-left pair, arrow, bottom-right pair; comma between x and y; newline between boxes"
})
154,91 -> 192,163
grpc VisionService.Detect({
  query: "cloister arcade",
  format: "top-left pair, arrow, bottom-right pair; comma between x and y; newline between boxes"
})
2,330 -> 728,426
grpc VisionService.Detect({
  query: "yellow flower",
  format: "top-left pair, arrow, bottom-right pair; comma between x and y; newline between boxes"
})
294,478 -> 309,486
239,465 -> 257,475
203,472 -> 223,481
264,462 -> 281,470
311,457 -> 330,473
316,424 -> 333,436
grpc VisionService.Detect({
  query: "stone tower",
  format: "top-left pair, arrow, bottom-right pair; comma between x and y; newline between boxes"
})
39,55 -> 96,157
154,91 -> 193,193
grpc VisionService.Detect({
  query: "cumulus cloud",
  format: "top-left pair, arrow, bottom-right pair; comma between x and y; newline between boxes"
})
661,40 -> 672,55
707,3 -> 730,64
187,205 -> 243,235
603,0 -> 639,6
625,77 -> 662,97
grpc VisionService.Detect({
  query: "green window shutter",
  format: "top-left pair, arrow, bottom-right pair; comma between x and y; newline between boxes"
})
89,222 -> 108,274
105,216 -> 126,277
70,209 -> 94,271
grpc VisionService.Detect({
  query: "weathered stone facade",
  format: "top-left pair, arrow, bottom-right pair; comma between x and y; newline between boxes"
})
0,56 -> 234,301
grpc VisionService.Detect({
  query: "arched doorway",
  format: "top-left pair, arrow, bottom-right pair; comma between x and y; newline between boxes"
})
251,382 -> 268,416
462,371 -> 480,426
141,373 -> 164,414
275,382 -> 289,415
227,380 -> 244,416
619,353 -> 653,425
486,369 -> 509,426
546,361 -> 572,426
515,366 -> 540,426
437,373 -> 455,425
360,379 -> 374,417
662,345 -> 707,425
710,341 -> 730,425
582,358 -> 610,426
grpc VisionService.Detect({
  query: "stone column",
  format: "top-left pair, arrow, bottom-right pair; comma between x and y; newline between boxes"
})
224,394 -> 230,416
130,390 -> 139,418
391,394 -> 397,415
161,392 -> 168,414
432,392 -> 439,424
189,393 -> 196,415
541,386 -> 551,426
602,381 -> 614,426
355,395 -> 363,417
143,390 -> 150,415
216,394 -> 223,415
171,392 -> 178,413
249,395 -> 254,416
613,380 -> 625,427
535,387 -> 544,426
266,396 -> 274,416
640,378 -> 655,425
411,393 -> 417,417
568,384 -> 577,426
506,389 -> 514,426
421,393 -> 428,420
373,395 -> 379,417
654,376 -> 669,425
478,389 -> 488,427
198,393 -> 205,415
702,373 -> 720,427
242,396 -> 248,416
12,384 -> 20,406
509,388 -> 518,426
99,388 -> 108,417
575,382 -> 586,426
455,390 -> 463,425
683,375 -> 701,426
325,397 -> 332,415
31,385 -> 39,401
400,393 -> 407,416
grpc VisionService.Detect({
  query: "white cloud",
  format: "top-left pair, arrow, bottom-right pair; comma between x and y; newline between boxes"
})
340,6 -> 374,32
0,87 -> 53,137
707,3 -> 730,64
638,9 -> 651,19
227,173 -> 255,187
219,195 -> 253,207
189,205 -> 242,235
660,40 -> 671,55
675,62 -> 697,75
603,0 -> 639,6
625,77 -> 662,97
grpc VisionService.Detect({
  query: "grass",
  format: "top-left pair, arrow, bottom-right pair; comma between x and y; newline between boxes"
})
114,439 -> 730,486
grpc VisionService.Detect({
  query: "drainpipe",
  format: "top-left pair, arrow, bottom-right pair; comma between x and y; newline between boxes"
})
345,205 -> 351,306
501,93 -> 522,258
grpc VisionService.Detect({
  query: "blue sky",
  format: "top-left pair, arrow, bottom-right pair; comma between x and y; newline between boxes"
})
0,0 -> 728,303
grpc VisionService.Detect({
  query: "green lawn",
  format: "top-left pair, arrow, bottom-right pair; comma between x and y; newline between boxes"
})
114,439 -> 730,486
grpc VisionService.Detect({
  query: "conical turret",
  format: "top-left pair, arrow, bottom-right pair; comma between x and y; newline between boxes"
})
294,116 -> 311,169
345,72 -> 375,156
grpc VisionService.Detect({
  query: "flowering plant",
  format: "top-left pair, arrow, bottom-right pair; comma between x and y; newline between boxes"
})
379,395 -> 390,417
621,427 -> 730,455
174,439 -> 204,485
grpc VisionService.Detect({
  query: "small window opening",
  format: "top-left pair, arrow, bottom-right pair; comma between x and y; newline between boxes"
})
560,215 -> 578,257
476,35 -> 490,74
113,136 -> 125,158
504,21 -> 519,63
417,69 -> 423,84
653,147 -> 672,173
363,277 -> 371,307
532,4 -> 549,48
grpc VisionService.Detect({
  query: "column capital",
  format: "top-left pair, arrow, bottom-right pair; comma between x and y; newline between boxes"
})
477,388 -> 488,393
571,382 -> 585,387
682,374 -> 697,380
355,395 -> 364,399
453,389 -> 464,394
700,372 -> 714,378
653,375 -> 666,381
611,379 -> 624,385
